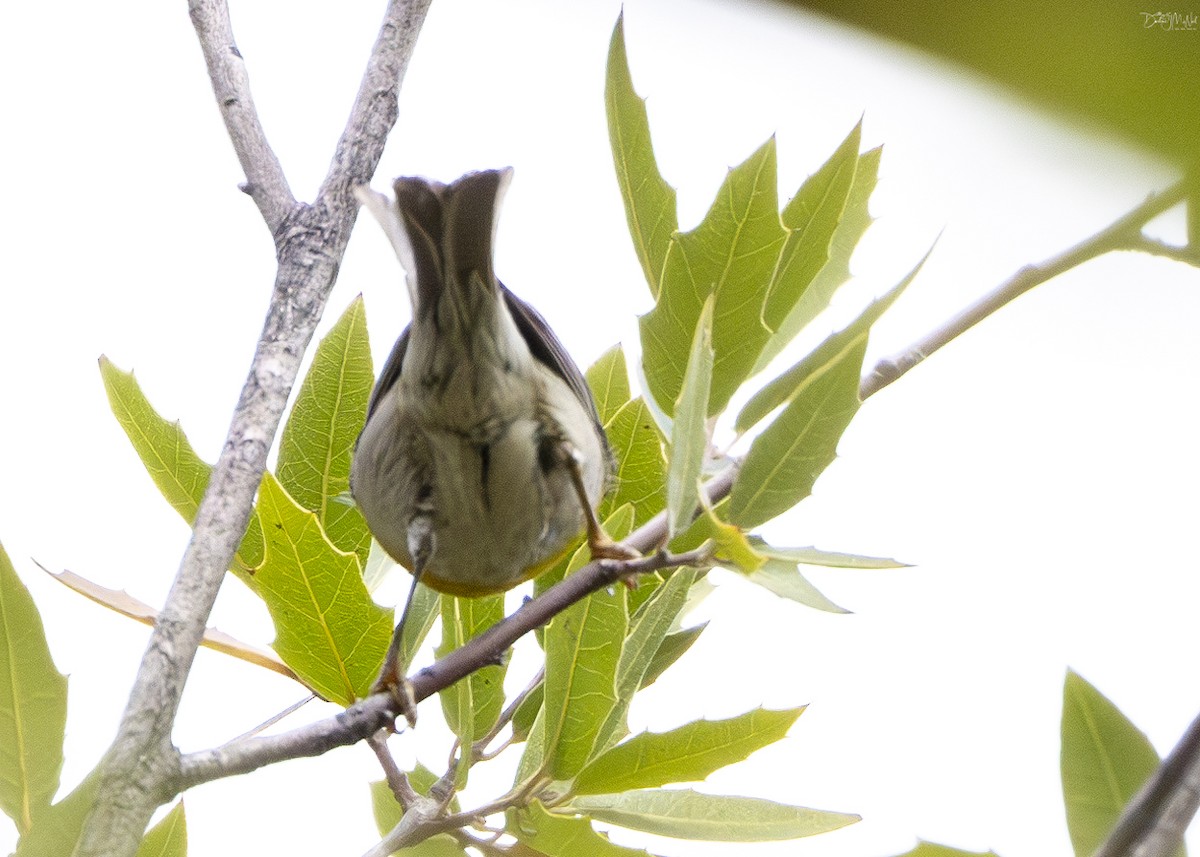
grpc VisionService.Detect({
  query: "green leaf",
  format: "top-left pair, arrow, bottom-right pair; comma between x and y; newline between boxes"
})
638,622 -> 707,691
890,842 -> 1000,857
0,543 -> 67,834
254,474 -> 393,705
14,767 -> 100,857
508,800 -> 655,857
586,344 -> 632,427
598,398 -> 668,528
370,772 -> 467,857
437,594 -> 507,747
136,801 -> 187,857
666,296 -> 714,536
730,254 -> 927,529
543,566 -> 630,779
606,12 -> 678,299
276,296 -> 374,562
753,138 -> 877,374
99,356 -> 262,575
567,789 -> 858,841
575,707 -> 804,795
1061,670 -> 1177,857
743,559 -> 848,614
669,495 -> 764,574
640,139 -> 782,417
511,681 -> 545,745
750,539 -> 908,570
594,568 -> 696,755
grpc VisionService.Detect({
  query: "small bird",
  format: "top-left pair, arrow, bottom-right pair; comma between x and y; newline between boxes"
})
352,168 -> 634,722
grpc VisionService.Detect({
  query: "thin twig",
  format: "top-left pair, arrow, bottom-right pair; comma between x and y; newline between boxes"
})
860,179 -> 1189,399
368,731 -> 418,808
74,2 -> 432,855
188,0 -> 294,232
174,467 -> 737,790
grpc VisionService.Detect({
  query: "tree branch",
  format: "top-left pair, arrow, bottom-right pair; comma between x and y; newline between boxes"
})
74,2 -> 432,855
173,466 -> 738,792
1091,708 -> 1200,857
860,179 -> 1190,399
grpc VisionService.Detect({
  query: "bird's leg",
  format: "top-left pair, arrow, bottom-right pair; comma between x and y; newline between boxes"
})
373,510 -> 435,729
559,441 -> 640,562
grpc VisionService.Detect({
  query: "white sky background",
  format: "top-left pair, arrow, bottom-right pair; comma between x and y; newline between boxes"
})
3,0 -> 1199,855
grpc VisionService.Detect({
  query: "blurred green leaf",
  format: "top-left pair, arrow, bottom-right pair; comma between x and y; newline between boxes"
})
1061,670 -> 1179,857
99,356 -> 262,576
606,12 -> 678,299
13,767 -> 99,857
437,593 -> 507,748
543,548 -> 631,779
567,789 -> 858,841
370,770 -> 467,857
276,296 -> 373,562
791,0 -> 1198,163
599,398 -> 668,528
667,296 -> 714,536
0,543 -> 67,835
587,345 -> 632,427
508,800 -> 655,857
744,559 -> 848,614
136,801 -> 186,857
254,474 -> 393,705
396,581 -> 440,682
575,707 -> 805,795
753,143 -> 878,374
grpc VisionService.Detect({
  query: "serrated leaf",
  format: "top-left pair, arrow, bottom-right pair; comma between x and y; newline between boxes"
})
586,345 -> 632,427
0,543 -> 67,834
639,622 -> 707,691
575,707 -> 804,795
437,594 -> 506,747
606,13 -> 678,300
599,398 -> 668,528
1061,670 -> 1178,857
508,800 -> 655,857
891,842 -> 1000,857
136,801 -> 186,857
730,253 -> 928,529
543,564 -> 630,779
667,296 -> 713,536
744,559 -> 848,614
753,138 -> 877,374
567,789 -> 858,841
13,767 -> 99,857
370,770 -> 466,857
99,356 -> 262,576
276,296 -> 374,562
254,474 -> 393,705
640,139 -> 783,417
594,568 -> 696,755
